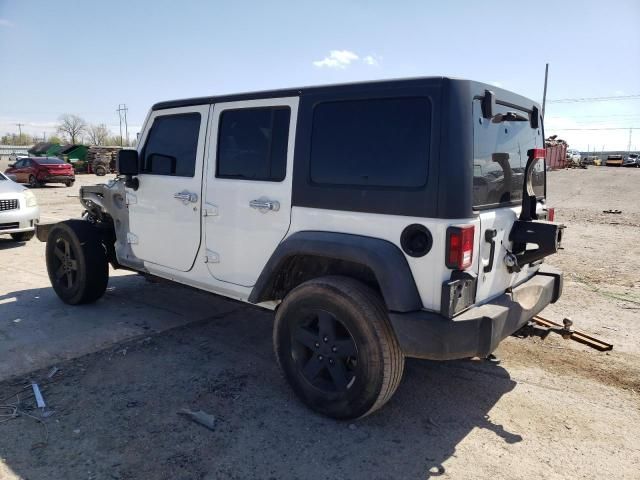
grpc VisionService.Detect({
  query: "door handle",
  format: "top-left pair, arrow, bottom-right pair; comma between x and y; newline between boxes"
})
249,198 -> 280,212
173,191 -> 198,204
483,229 -> 497,273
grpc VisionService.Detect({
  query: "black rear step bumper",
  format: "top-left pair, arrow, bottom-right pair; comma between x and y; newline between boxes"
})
388,265 -> 563,360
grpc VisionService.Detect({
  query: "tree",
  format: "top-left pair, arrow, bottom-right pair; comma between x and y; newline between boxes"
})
48,135 -> 63,144
87,123 -> 110,146
105,135 -> 135,147
57,114 -> 87,144
1,133 -> 34,145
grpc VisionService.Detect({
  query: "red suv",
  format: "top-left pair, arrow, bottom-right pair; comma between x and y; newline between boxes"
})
5,157 -> 75,188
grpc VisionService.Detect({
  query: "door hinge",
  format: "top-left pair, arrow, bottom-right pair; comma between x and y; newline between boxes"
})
126,232 -> 139,245
125,193 -> 137,205
203,203 -> 218,217
204,250 -> 219,263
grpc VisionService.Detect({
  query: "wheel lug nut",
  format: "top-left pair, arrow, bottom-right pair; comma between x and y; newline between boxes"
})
323,336 -> 328,342
329,359 -> 334,365
332,346 -> 337,353
315,342 -> 320,348
318,355 -> 324,361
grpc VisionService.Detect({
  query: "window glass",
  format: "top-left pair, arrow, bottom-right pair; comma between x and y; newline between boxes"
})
39,158 -> 65,164
216,107 -> 290,181
310,97 -> 431,188
142,113 -> 201,177
473,101 -> 545,208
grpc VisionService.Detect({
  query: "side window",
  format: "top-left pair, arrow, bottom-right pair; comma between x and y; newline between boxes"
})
309,97 -> 431,188
216,107 -> 290,181
141,113 -> 201,177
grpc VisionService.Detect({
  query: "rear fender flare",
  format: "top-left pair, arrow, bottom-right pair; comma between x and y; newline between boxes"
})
248,231 -> 423,312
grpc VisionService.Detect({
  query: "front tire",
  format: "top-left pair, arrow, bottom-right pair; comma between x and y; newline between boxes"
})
95,165 -> 107,176
45,220 -> 109,305
274,276 -> 404,419
28,175 -> 40,188
10,231 -> 35,242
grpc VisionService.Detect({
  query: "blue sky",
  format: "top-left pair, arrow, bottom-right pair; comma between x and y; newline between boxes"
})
1,0 -> 639,150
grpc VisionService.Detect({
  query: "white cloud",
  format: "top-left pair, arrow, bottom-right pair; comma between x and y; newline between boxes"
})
363,55 -> 380,67
313,50 -> 359,69
0,19 -> 13,28
313,50 -> 384,69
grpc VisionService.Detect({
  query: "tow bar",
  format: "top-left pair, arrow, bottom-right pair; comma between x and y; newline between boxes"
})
515,315 -> 613,352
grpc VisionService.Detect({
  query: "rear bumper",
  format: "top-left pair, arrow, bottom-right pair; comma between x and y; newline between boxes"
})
389,265 -> 563,360
38,174 -> 74,183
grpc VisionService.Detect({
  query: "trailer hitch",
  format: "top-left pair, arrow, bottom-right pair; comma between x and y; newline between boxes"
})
514,315 -> 613,352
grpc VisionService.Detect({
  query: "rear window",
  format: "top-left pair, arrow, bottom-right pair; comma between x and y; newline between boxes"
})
310,97 -> 430,188
38,158 -> 65,164
216,107 -> 290,181
473,101 -> 544,208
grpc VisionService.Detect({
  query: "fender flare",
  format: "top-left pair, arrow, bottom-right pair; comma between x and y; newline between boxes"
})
248,231 -> 423,312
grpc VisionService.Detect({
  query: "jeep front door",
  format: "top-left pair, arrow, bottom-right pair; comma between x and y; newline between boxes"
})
204,97 -> 298,287
127,105 -> 209,272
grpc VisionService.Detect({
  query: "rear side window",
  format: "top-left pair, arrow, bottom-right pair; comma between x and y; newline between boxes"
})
216,107 -> 291,181
39,158 -> 65,164
310,97 -> 430,188
142,113 -> 201,177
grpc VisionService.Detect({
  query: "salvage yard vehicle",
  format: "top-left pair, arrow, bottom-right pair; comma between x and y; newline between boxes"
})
5,156 -> 75,187
0,171 -> 40,241
37,78 -> 564,419
622,153 -> 639,167
605,154 -> 624,167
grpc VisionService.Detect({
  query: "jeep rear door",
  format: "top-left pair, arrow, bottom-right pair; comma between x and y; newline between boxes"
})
126,105 -> 209,272
472,100 -> 545,303
203,97 -> 298,287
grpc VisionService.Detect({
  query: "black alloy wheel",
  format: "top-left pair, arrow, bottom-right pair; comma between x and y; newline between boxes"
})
50,235 -> 79,290
292,309 -> 358,393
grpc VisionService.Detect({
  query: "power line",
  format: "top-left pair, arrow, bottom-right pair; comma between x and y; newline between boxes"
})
550,127 -> 639,131
547,94 -> 640,104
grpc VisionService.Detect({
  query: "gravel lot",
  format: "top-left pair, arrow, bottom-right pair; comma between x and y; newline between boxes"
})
1,168 -> 639,480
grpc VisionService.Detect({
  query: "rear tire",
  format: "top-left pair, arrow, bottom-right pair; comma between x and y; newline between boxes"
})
273,276 -> 404,419
10,231 -> 35,242
95,165 -> 107,176
45,220 -> 109,305
64,180 -> 74,187
28,175 -> 40,188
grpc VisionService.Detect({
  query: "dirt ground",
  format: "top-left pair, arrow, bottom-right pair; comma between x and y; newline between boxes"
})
1,168 -> 639,480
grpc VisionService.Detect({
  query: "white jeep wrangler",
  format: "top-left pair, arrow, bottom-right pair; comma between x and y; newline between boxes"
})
38,78 -> 564,419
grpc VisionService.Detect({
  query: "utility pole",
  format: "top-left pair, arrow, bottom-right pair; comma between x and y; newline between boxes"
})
15,123 -> 24,144
542,63 -> 549,117
627,128 -> 632,154
116,104 -> 129,146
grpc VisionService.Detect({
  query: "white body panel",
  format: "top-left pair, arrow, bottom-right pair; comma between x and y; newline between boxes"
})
203,97 -> 298,287
287,207 -> 480,311
127,105 -> 210,272
475,205 -> 539,303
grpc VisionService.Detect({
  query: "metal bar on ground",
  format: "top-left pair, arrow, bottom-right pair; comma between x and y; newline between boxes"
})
532,315 -> 613,351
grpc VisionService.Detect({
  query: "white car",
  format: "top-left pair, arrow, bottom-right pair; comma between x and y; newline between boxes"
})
567,148 -> 581,162
0,172 -> 40,241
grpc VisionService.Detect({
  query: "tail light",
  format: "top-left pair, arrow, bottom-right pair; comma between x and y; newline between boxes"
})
547,207 -> 555,222
530,148 -> 546,160
446,225 -> 475,270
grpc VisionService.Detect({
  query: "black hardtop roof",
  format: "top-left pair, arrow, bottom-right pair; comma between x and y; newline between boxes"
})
152,76 -> 541,112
